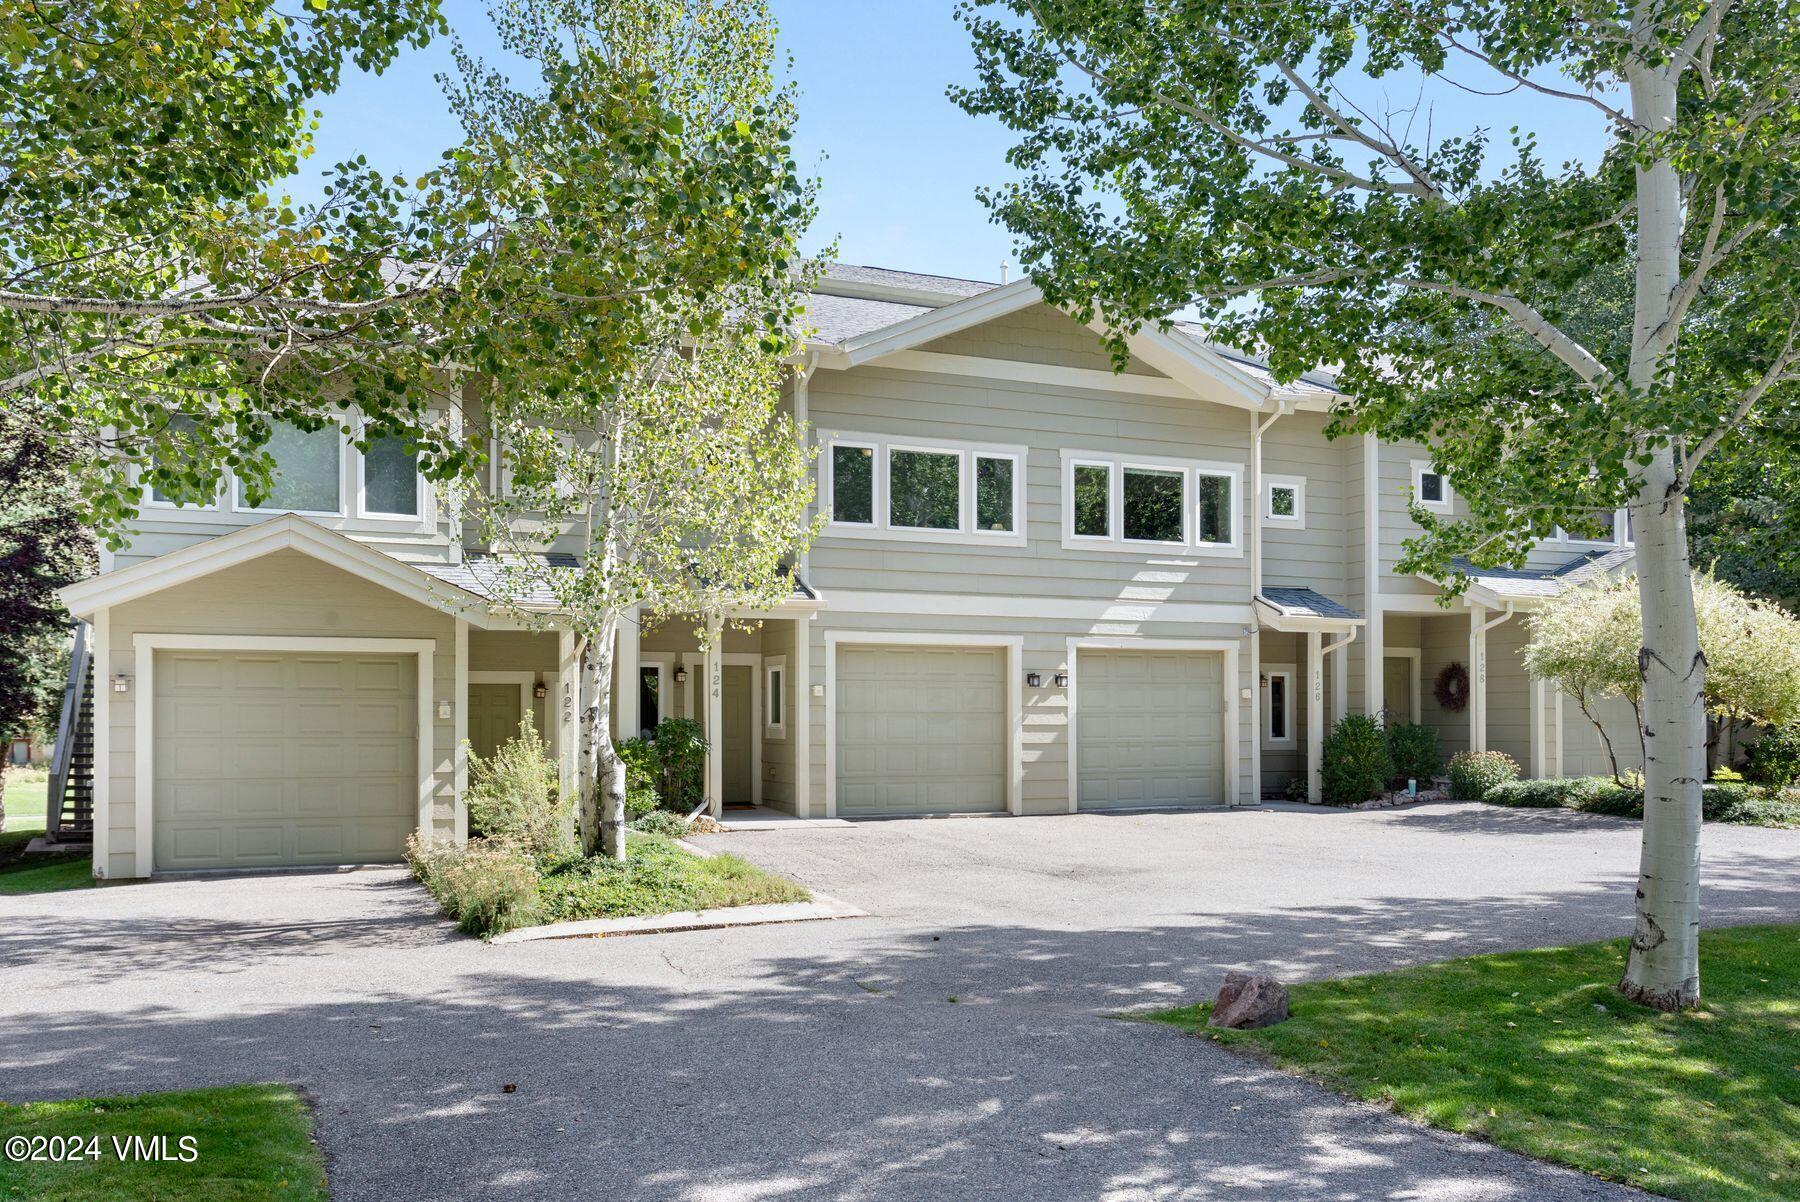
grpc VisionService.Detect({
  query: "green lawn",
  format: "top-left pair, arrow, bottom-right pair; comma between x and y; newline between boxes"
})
1150,925 -> 1800,1202
533,831 -> 810,924
0,1084 -> 328,1202
0,768 -> 93,894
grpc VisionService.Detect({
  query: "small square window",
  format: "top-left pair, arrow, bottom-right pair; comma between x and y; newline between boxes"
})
831,444 -> 874,525
1419,472 -> 1445,504
1071,462 -> 1111,538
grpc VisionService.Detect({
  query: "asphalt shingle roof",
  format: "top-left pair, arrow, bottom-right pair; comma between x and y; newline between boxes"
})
1451,547 -> 1636,598
804,291 -> 933,344
1259,587 -> 1361,621
819,262 -> 997,298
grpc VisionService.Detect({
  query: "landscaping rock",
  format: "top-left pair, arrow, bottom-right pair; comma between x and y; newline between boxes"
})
1208,971 -> 1290,1029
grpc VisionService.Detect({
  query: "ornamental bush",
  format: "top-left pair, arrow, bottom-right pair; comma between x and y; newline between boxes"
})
1320,714 -> 1393,805
465,718 -> 575,865
615,736 -> 661,819
1744,725 -> 1800,787
630,809 -> 691,838
1446,750 -> 1519,800
405,835 -> 541,938
1385,722 -> 1442,786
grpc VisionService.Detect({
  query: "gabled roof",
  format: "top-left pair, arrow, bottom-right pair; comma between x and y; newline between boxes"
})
57,514 -> 507,626
1255,587 -> 1364,631
1450,546 -> 1637,608
800,262 -> 1345,413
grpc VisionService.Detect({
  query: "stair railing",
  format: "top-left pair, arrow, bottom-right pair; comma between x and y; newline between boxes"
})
45,622 -> 90,839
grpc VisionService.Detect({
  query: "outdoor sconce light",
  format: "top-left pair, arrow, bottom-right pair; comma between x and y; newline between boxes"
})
1054,672 -> 1069,689
674,667 -> 688,684
110,674 -> 131,694
1026,671 -> 1042,688
436,700 -> 453,721
533,682 -> 548,699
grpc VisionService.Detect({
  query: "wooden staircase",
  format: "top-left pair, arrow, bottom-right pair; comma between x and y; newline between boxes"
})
46,623 -> 94,843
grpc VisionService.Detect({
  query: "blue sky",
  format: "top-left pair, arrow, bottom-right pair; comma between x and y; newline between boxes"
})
297,1 -> 1610,284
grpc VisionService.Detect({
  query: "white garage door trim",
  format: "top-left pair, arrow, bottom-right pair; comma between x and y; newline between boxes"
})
1066,637 -> 1242,812
132,634 -> 438,875
824,631 -> 1022,818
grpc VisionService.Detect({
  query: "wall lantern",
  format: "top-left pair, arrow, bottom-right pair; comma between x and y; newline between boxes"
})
110,674 -> 131,694
674,667 -> 688,684
1025,671 -> 1042,688
1054,672 -> 1069,689
436,700 -> 453,721
533,682 -> 548,699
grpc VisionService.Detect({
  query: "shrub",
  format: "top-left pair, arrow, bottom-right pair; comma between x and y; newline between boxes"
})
1446,750 -> 1519,800
1385,722 -> 1442,786
406,836 -> 540,938
1744,725 -> 1800,787
1320,714 -> 1393,805
647,717 -> 707,810
630,809 -> 691,838
1710,764 -> 1745,783
1485,778 -> 1578,808
465,719 -> 574,865
615,737 -> 660,819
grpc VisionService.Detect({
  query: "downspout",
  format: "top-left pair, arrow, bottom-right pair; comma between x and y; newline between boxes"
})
1470,602 -> 1516,754
795,350 -> 819,578
1249,398 -> 1287,805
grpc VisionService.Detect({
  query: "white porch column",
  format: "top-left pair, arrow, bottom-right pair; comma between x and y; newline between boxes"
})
1306,630 -> 1324,802
793,615 -> 812,817
1530,677 -> 1548,778
557,628 -> 578,796
616,605 -> 641,741
1331,642 -> 1347,725
1469,602 -> 1489,753
454,618 -> 469,843
704,614 -> 724,819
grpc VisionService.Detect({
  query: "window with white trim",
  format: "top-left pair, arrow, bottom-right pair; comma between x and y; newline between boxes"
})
1262,665 -> 1296,749
1061,450 -> 1242,554
1557,508 -> 1631,546
360,430 -> 422,518
764,657 -> 787,739
1264,475 -> 1306,528
1410,459 -> 1453,513
820,432 -> 1026,546
235,420 -> 342,515
144,414 -> 220,510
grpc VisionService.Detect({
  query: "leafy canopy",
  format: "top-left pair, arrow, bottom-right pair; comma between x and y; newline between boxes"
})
0,0 -> 455,537
953,0 -> 1800,576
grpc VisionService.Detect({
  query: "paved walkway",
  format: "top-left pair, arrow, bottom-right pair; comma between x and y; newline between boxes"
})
4,802 -> 1794,1200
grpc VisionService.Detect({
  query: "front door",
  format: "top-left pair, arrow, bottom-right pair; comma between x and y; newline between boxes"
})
469,682 -> 522,763
721,664 -> 754,805
1383,657 -> 1415,723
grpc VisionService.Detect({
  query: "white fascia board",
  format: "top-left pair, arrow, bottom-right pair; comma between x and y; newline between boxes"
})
839,279 -> 1046,366
1116,323 -> 1271,411
58,514 -> 500,627
1253,596 -> 1366,633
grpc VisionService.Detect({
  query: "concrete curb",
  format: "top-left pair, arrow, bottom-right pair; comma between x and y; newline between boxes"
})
489,892 -> 866,944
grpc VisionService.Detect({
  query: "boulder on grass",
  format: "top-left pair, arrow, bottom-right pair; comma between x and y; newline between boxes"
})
1208,971 -> 1290,1029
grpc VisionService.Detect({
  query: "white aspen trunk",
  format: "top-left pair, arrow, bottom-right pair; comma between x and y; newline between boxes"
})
577,613 -> 629,861
1620,56 -> 1705,1011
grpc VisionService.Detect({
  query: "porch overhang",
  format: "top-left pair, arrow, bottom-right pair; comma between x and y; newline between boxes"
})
1254,587 -> 1365,634
1427,547 -> 1638,612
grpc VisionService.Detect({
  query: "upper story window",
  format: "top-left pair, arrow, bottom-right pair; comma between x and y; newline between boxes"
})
1410,459 -> 1453,513
1264,475 -> 1306,529
136,412 -> 435,531
360,432 -> 422,519
820,431 -> 1026,547
236,421 -> 341,515
1557,507 -> 1632,546
1062,450 -> 1242,556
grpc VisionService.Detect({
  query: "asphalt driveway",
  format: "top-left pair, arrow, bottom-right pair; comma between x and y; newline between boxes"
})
3,802 -> 1795,1201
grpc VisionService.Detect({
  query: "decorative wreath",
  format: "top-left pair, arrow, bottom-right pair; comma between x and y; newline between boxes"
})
1434,662 -> 1471,713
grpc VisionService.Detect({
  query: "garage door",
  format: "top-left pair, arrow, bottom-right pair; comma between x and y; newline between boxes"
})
153,651 -> 417,871
836,645 -> 1007,817
1077,649 -> 1224,809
